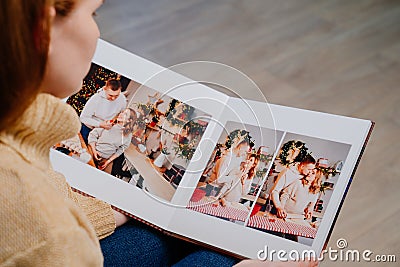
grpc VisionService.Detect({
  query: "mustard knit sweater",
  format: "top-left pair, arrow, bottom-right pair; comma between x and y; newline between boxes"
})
0,94 -> 116,266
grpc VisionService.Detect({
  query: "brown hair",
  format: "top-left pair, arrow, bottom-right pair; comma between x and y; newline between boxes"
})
54,0 -> 76,17
0,0 -> 76,132
122,108 -> 137,136
106,79 -> 122,91
308,169 -> 323,194
246,154 -> 260,180
298,154 -> 316,167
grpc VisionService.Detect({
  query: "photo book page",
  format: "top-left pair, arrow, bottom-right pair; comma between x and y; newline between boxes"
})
50,39 -> 373,259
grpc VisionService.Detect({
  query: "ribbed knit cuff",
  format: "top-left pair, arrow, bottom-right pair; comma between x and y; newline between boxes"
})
72,192 -> 116,240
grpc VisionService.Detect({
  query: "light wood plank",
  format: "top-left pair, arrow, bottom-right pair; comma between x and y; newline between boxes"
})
96,1 -> 400,265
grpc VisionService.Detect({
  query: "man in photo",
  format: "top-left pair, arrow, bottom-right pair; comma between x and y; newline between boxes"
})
270,154 -> 316,219
80,78 -> 127,143
279,168 -> 322,221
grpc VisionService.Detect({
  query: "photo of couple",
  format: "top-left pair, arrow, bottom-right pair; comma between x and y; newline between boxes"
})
56,63 -> 211,202
55,63 -> 132,175
247,134 -> 351,245
188,124 -> 351,246
188,122 -> 281,225
55,62 -> 352,247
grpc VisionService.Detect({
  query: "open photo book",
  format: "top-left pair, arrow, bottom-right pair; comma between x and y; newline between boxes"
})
50,39 -> 374,260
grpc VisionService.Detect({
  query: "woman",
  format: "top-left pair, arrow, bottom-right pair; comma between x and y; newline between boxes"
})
271,154 -> 316,219
280,169 -> 323,221
0,1 -> 175,266
0,1 -> 235,266
0,0 -> 316,266
215,154 -> 260,207
0,1 -> 117,265
89,108 -> 136,173
207,138 -> 250,184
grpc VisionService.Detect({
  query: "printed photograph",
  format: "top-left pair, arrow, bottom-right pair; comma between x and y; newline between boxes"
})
246,133 -> 351,245
54,63 -> 210,202
187,121 -> 284,226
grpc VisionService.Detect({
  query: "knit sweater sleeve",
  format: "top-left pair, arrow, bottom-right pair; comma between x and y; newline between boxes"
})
46,170 -> 116,240
1,225 -> 104,267
280,180 -> 298,209
70,191 -> 116,240
0,168 -> 103,266
271,169 -> 288,209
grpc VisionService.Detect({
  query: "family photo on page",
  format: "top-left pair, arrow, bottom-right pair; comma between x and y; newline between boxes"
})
58,62 -> 352,248
50,40 -> 372,260
58,63 -> 211,202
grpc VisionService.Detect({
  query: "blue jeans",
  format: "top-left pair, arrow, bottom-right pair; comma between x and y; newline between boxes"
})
172,250 -> 238,267
80,123 -> 92,145
100,220 -> 238,267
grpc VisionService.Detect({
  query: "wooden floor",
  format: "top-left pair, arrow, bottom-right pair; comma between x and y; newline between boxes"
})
96,1 -> 400,265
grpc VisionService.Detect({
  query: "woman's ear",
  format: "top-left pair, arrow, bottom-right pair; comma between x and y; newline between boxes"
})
46,6 -> 56,54
49,5 -> 56,18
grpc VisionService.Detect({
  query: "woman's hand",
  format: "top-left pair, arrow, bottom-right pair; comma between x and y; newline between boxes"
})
234,259 -> 318,267
112,210 -> 130,227
99,159 -> 111,170
241,174 -> 246,185
89,144 -> 100,161
304,207 -> 312,220
100,120 -> 113,130
276,207 -> 287,219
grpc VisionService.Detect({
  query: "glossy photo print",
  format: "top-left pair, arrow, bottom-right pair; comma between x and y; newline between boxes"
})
247,133 -> 351,246
188,121 -> 283,226
57,63 -> 211,202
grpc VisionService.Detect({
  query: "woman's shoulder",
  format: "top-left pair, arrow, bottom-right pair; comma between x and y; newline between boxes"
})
0,143 -> 37,173
0,143 -> 71,208
0,147 -> 65,204
0,170 -> 102,265
0,148 -> 101,263
0,159 -> 59,253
